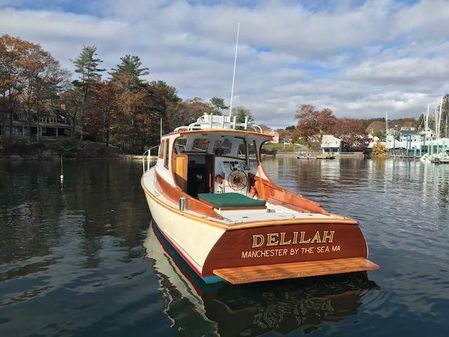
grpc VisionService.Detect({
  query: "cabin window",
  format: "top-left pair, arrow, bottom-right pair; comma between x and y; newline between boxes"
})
164,140 -> 170,168
192,138 -> 209,152
248,140 -> 259,169
174,137 -> 187,154
213,138 -> 232,156
237,140 -> 247,161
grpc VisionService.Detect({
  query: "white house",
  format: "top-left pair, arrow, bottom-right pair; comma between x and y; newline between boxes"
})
321,135 -> 342,153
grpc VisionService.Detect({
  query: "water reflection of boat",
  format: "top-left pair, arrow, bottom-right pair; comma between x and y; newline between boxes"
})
145,222 -> 379,337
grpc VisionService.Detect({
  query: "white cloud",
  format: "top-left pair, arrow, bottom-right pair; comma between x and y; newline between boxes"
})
1,0 -> 449,128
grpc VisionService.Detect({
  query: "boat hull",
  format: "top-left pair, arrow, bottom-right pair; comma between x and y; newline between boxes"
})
143,173 -> 377,284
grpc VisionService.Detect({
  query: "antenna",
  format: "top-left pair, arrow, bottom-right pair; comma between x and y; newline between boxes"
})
229,22 -> 240,117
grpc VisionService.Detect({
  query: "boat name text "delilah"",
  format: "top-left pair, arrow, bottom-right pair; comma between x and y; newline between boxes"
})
251,231 -> 335,248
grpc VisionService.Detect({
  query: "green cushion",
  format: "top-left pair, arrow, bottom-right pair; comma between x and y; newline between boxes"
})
198,193 -> 266,208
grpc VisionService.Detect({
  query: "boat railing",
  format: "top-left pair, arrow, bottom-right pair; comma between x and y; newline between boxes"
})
174,113 -> 263,133
142,145 -> 159,173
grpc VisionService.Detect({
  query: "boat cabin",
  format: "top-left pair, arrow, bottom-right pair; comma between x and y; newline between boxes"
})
147,113 -> 330,220
156,114 -> 270,202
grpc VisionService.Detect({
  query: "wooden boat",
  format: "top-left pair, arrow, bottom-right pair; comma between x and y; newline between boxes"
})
141,114 -> 379,284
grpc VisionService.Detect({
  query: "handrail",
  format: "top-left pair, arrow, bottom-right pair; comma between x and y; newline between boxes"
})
142,145 -> 160,173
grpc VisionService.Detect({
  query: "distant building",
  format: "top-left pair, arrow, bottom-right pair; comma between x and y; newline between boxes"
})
0,105 -> 78,138
265,130 -> 280,144
321,135 -> 342,153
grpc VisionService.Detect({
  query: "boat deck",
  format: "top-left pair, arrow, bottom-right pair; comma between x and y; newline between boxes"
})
216,203 -> 338,224
143,170 -> 352,227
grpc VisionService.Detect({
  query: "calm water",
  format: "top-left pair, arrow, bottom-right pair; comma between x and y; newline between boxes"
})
0,157 -> 448,337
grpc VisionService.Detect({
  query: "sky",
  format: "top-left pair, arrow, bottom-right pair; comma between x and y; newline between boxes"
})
1,0 -> 449,128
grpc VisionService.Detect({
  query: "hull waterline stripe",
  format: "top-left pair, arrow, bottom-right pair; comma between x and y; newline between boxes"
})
152,222 -> 204,278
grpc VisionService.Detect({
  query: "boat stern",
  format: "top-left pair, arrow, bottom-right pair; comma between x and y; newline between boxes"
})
202,221 -> 379,284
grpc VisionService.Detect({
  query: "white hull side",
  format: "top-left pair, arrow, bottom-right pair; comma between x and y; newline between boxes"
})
142,170 -> 225,275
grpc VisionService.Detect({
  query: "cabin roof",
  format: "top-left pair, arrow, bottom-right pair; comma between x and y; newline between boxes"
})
164,129 -> 273,140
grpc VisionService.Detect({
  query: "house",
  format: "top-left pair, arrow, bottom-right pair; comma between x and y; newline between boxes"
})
0,105 -> 78,138
321,135 -> 342,153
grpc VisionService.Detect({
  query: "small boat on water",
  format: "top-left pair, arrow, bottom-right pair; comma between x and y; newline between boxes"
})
141,114 -> 379,284
296,151 -> 316,159
317,153 -> 335,160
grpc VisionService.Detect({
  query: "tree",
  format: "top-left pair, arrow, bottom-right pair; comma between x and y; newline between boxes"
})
108,55 -> 156,152
60,88 -> 83,137
295,104 -> 336,143
110,55 -> 149,90
18,45 -> 68,141
72,45 -> 104,140
148,80 -> 181,133
437,95 -> 449,138
233,106 -> 253,125
86,81 -> 118,146
0,35 -> 33,136
1,35 -> 68,139
210,97 -> 228,115
169,98 -> 212,130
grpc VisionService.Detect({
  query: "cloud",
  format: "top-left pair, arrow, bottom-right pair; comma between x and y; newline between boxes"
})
1,0 -> 449,128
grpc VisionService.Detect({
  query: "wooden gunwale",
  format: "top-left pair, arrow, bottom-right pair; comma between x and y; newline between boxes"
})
154,171 -> 222,219
141,172 -> 358,231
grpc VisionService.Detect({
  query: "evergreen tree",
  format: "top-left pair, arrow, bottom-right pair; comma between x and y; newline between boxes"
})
72,45 -> 104,139
232,106 -> 253,124
110,55 -> 149,90
209,96 -> 228,115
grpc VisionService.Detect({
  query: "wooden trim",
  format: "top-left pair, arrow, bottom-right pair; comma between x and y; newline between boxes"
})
143,174 -> 356,230
254,173 -> 330,216
142,181 -> 228,229
142,171 -> 356,230
224,217 -> 358,230
213,257 -> 380,284
154,172 -> 223,219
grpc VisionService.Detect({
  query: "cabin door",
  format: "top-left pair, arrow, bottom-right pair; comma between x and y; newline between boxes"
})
186,154 -> 214,197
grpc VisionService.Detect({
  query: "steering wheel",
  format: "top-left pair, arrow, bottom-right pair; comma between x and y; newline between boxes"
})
228,170 -> 247,191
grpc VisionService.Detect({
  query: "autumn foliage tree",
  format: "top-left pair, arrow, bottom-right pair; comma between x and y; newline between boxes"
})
295,104 -> 336,144
330,118 -> 370,151
1,35 -> 68,139
85,81 -> 118,146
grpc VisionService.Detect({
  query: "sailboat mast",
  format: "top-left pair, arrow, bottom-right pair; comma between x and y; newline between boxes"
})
229,22 -> 240,117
